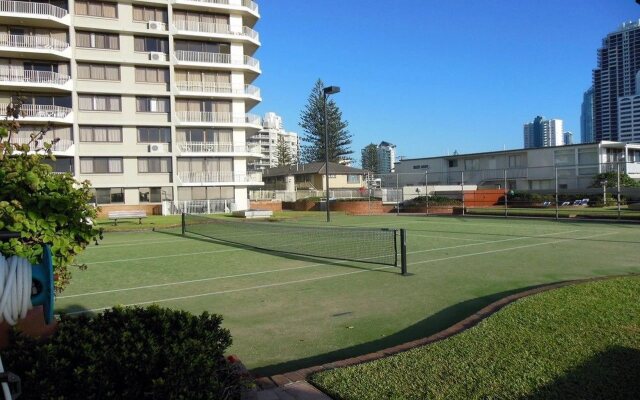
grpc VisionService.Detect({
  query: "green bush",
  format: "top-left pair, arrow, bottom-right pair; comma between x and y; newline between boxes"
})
3,306 -> 243,400
0,100 -> 101,291
405,195 -> 461,206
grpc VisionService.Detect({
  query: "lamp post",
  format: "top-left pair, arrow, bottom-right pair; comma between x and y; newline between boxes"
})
323,85 -> 340,223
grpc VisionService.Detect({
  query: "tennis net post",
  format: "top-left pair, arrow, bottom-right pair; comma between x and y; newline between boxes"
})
400,229 -> 408,275
181,212 -> 186,235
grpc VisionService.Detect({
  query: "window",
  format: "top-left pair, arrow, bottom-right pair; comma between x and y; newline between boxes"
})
79,126 -> 122,142
76,31 -> 119,49
508,154 -> 525,168
132,5 -> 168,23
77,63 -> 120,81
135,67 -> 168,83
136,97 -> 169,113
448,159 -> 458,168
464,159 -> 479,170
78,95 -> 121,111
139,187 -> 169,203
91,188 -> 124,204
412,165 -> 421,170
578,148 -> 598,166
554,149 -> 574,166
178,186 -> 233,201
137,127 -> 171,143
134,36 -> 169,53
174,40 -> 230,54
347,175 -> 360,184
176,128 -> 231,143
138,157 -> 171,173
80,157 -> 123,173
75,1 -> 117,18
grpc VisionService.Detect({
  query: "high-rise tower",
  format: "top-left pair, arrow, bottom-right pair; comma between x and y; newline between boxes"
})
593,20 -> 640,142
0,0 -> 262,213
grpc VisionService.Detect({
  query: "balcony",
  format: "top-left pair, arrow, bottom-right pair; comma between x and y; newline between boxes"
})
172,0 -> 259,20
0,34 -> 71,58
177,170 -> 263,186
175,111 -> 262,130
0,1 -> 70,25
9,137 -> 74,155
173,50 -> 260,74
174,81 -> 260,104
176,141 -> 263,157
0,104 -> 73,123
172,21 -> 259,47
0,67 -> 71,91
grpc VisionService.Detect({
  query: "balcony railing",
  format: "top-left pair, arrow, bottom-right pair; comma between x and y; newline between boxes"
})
0,0 -> 68,19
175,81 -> 260,97
176,141 -> 261,154
0,33 -> 69,52
174,50 -> 259,69
175,111 -> 261,126
173,21 -> 259,41
175,0 -> 258,14
9,137 -> 73,152
0,103 -> 72,119
177,171 -> 263,184
0,67 -> 70,86
162,199 -> 233,215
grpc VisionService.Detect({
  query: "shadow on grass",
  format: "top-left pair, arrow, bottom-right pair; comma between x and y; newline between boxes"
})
154,230 -> 400,275
251,284 -> 547,377
521,346 -> 640,400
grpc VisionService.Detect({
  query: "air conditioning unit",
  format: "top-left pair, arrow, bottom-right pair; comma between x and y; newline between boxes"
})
148,21 -> 163,30
149,52 -> 166,61
149,144 -> 163,153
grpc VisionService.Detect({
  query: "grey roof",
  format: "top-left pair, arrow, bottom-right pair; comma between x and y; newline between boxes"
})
262,162 -> 367,178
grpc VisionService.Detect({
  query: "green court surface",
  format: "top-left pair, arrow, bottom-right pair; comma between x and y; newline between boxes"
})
56,213 -> 640,375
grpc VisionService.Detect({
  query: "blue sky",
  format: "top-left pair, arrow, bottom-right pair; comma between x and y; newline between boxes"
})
251,0 -> 640,162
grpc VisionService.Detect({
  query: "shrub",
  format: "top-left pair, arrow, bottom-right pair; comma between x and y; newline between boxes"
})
2,306 -> 243,400
0,99 -> 101,291
405,195 -> 461,206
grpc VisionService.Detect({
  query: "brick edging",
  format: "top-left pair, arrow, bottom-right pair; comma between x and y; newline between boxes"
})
253,274 -> 638,390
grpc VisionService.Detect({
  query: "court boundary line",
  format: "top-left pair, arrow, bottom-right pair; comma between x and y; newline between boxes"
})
62,231 -> 616,315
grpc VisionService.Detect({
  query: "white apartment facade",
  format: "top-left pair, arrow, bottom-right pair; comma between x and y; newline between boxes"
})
394,141 -> 640,191
247,111 -> 298,171
523,116 -> 564,149
376,141 -> 396,173
0,0 -> 262,214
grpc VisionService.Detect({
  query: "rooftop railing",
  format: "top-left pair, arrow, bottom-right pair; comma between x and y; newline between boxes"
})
175,81 -> 260,97
0,33 -> 69,52
0,67 -> 70,86
174,50 -> 259,69
0,0 -> 68,19
174,0 -> 258,14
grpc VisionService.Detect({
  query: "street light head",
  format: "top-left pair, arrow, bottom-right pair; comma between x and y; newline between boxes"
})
323,86 -> 340,95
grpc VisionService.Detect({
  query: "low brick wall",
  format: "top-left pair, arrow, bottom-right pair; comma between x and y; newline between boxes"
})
331,200 -> 385,215
283,200 -> 319,211
97,204 -> 161,218
403,206 -> 456,215
250,200 -> 282,212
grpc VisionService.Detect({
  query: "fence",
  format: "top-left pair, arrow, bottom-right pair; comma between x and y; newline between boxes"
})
368,161 -> 640,220
162,200 -> 233,215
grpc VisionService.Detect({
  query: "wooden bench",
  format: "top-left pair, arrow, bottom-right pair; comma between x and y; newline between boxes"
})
108,210 -> 147,225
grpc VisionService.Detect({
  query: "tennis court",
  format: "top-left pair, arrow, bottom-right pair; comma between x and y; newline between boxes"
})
56,213 -> 640,375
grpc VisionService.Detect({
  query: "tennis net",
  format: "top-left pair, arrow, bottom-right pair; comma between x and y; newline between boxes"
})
182,213 -> 403,267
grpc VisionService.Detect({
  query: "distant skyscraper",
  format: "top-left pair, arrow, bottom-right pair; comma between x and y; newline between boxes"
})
377,141 -> 396,173
593,20 -> 640,142
564,131 -> 573,145
248,112 -> 299,170
616,71 -> 640,143
523,116 -> 564,148
581,87 -> 594,143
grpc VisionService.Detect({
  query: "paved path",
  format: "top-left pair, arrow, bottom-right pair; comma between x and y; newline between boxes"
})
243,381 -> 332,400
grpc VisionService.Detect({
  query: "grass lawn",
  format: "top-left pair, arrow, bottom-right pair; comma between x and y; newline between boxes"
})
57,212 -> 640,376
310,276 -> 640,400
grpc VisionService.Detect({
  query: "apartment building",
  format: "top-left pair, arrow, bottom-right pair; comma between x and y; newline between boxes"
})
523,116 -> 564,149
0,0 -> 262,213
247,112 -> 299,171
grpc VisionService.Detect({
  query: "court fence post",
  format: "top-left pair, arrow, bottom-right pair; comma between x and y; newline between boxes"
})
400,229 -> 408,276
181,212 -> 186,235
555,167 -> 559,221
396,173 -> 399,216
504,169 -> 508,218
617,162 -> 621,220
461,171 -> 465,216
425,170 -> 429,216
